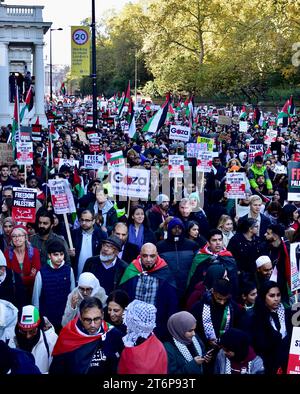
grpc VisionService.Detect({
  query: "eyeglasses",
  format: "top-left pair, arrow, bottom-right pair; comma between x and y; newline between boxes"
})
78,287 -> 93,294
82,316 -> 102,324
80,219 -> 93,223
11,234 -> 26,239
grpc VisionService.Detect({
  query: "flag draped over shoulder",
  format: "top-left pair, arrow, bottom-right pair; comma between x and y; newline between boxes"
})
277,99 -> 289,127
20,85 -> 34,122
142,93 -> 170,139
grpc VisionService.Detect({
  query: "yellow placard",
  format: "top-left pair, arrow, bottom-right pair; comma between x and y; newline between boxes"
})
71,26 -> 90,77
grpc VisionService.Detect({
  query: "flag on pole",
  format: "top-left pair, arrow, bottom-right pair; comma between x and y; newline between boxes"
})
253,107 -> 261,126
288,95 -> 296,116
239,105 -> 247,120
73,165 -> 84,198
126,98 -> 136,139
277,99 -> 289,127
20,85 -> 34,122
142,93 -> 170,139
60,82 -> 66,96
9,86 -> 20,158
118,81 -> 131,117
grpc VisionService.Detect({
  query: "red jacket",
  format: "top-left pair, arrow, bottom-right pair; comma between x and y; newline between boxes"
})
5,246 -> 41,289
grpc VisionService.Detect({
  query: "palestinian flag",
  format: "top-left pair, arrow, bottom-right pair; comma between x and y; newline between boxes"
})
288,95 -> 296,116
126,98 -> 136,139
166,103 -> 175,122
239,105 -> 247,120
253,107 -> 261,125
10,90 -> 20,157
20,85 -> 34,123
176,96 -> 182,111
60,82 -> 66,96
277,99 -> 289,127
142,93 -> 170,139
73,165 -> 84,198
118,81 -> 131,117
105,150 -> 125,168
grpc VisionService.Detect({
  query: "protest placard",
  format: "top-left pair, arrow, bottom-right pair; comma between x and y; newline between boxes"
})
289,243 -> 300,292
111,168 -> 150,199
105,151 -> 126,170
196,137 -> 214,151
248,144 -> 264,163
287,327 -> 300,374
226,172 -> 246,199
288,161 -> 300,201
217,115 -> 232,126
58,158 -> 80,170
239,121 -> 248,132
169,125 -> 191,142
196,152 -> 213,173
12,187 -> 37,223
168,155 -> 184,178
84,154 -> 104,170
0,144 -> 15,166
16,142 -> 33,165
48,178 -> 76,214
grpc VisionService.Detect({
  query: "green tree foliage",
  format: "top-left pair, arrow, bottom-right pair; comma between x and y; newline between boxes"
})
78,0 -> 300,101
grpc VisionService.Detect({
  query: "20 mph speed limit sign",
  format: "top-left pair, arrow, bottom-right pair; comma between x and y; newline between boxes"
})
72,28 -> 89,45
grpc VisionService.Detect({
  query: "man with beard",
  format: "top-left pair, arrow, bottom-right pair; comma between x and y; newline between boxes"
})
111,222 -> 140,264
83,235 -> 128,295
30,210 -> 71,266
8,305 -> 58,373
119,243 -> 178,341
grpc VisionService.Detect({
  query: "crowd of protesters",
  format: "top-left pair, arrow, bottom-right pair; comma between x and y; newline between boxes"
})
0,94 -> 300,375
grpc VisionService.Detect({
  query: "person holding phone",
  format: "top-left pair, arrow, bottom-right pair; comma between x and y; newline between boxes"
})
164,311 -> 213,374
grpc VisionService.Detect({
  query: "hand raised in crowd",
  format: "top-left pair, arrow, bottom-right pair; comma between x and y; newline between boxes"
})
71,291 -> 81,309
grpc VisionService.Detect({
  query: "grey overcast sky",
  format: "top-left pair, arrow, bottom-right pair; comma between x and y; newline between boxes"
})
4,0 -> 135,65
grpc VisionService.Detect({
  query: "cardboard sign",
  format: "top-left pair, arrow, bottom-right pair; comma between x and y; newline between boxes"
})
287,327 -> 300,374
12,187 -> 37,223
226,172 -> 246,199
289,243 -> 300,292
168,155 -> 184,178
248,144 -> 264,163
111,167 -> 150,199
84,154 -> 104,170
16,142 -> 33,165
196,152 -> 213,173
169,125 -> 191,142
0,144 -> 15,166
217,115 -> 232,126
87,131 -> 100,152
288,161 -> 300,201
48,178 -> 76,214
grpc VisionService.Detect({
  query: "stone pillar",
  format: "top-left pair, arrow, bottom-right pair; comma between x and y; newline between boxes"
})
33,43 -> 47,126
0,42 -> 11,126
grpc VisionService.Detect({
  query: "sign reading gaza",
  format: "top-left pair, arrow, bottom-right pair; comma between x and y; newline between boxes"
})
169,125 -> 191,142
111,168 -> 150,200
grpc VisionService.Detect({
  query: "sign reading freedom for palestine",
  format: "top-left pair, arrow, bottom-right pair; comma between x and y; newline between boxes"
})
288,162 -> 300,201
12,187 -> 37,223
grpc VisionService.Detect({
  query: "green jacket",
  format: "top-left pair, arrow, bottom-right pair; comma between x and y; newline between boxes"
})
248,164 -> 272,190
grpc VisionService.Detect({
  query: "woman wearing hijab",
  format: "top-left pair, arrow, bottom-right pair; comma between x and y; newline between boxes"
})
164,311 -> 212,374
118,300 -> 168,374
214,328 -> 264,374
61,272 -> 107,327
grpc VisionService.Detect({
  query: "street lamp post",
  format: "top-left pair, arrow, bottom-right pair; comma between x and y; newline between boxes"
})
50,27 -> 63,103
91,0 -> 97,129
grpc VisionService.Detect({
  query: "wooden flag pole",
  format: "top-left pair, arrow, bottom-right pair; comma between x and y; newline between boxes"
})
127,198 -> 131,218
63,212 -> 74,250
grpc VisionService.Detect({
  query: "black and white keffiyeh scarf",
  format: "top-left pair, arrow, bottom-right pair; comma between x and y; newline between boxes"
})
173,336 -> 203,362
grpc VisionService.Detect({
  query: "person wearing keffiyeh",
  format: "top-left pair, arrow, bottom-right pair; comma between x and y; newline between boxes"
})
118,300 -> 168,374
250,281 -> 292,375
